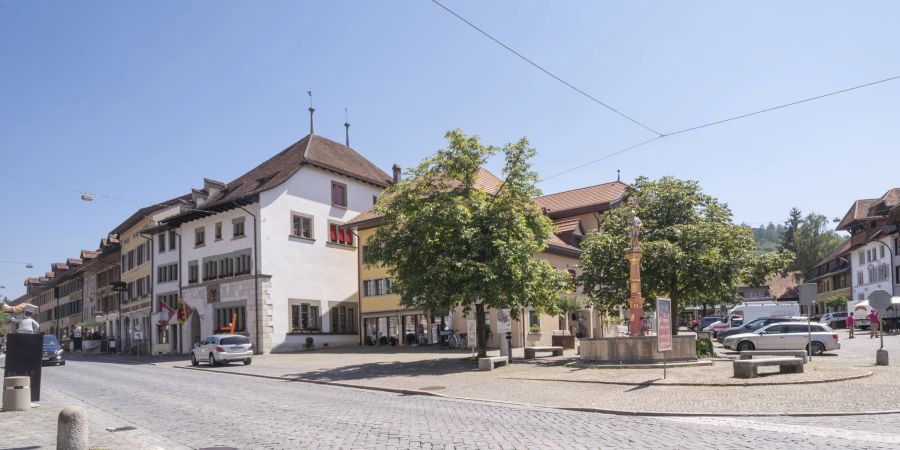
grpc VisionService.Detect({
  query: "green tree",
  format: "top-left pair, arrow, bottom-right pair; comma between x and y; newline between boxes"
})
780,207 -> 803,254
794,213 -> 846,279
367,130 -> 570,357
578,177 -> 793,335
826,295 -> 849,311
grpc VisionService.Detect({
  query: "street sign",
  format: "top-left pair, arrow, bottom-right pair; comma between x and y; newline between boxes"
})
869,289 -> 892,311
799,283 -> 817,306
656,298 -> 672,352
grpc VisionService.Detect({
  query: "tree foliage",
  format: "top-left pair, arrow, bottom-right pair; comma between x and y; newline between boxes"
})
826,295 -> 849,310
578,176 -> 793,334
794,212 -> 846,280
751,222 -> 785,252
367,130 -> 570,357
780,207 -> 803,253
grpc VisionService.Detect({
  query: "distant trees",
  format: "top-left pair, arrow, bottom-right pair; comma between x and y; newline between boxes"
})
780,207 -> 803,253
794,212 -> 846,279
751,222 -> 785,252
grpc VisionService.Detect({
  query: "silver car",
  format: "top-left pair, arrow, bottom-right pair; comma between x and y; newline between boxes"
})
191,334 -> 253,366
723,321 -> 840,355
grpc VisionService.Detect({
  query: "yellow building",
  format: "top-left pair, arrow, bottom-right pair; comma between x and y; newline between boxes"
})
347,167 -> 626,349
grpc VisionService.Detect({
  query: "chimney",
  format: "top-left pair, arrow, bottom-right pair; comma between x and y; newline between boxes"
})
392,164 -> 401,184
344,107 -> 350,147
203,178 -> 227,198
617,169 -> 621,182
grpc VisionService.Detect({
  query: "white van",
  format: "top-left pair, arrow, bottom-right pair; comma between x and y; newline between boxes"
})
727,302 -> 801,327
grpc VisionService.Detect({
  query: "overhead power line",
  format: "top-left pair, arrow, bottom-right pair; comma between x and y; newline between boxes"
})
430,0 -> 664,137
542,74 -> 900,181
0,173 -> 147,204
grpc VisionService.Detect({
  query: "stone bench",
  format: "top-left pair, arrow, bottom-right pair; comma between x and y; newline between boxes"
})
478,356 -> 509,371
739,350 -> 808,363
733,357 -> 804,379
524,346 -> 564,360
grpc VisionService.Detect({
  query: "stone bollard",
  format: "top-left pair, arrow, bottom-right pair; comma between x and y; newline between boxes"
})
876,349 -> 889,366
57,406 -> 89,450
2,376 -> 31,412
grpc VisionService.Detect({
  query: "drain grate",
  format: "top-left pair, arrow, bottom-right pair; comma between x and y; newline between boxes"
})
106,426 -> 136,433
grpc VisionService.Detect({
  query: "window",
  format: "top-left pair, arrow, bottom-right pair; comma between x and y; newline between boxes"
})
857,271 -> 864,285
158,263 -> 178,283
328,223 -> 353,246
881,246 -> 885,258
858,251 -> 865,265
330,306 -> 356,333
195,227 -> 205,247
291,213 -> 313,239
158,234 -> 166,253
331,181 -> 347,207
372,195 -> 378,205
528,310 -> 541,330
363,278 -> 392,296
233,218 -> 245,238
188,261 -> 199,284
137,244 -> 144,265
168,230 -> 177,251
215,222 -> 222,241
362,245 -> 371,263
291,303 -> 320,331
215,306 -> 246,333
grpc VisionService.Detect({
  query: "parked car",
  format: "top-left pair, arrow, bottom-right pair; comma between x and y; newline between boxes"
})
42,334 -> 65,366
703,320 -> 731,338
191,334 -> 253,366
716,316 -> 801,343
723,322 -> 840,355
691,316 -> 725,332
820,311 -> 848,328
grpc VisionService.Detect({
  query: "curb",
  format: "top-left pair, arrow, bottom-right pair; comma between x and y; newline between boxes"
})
499,369 -> 874,387
172,365 -> 898,418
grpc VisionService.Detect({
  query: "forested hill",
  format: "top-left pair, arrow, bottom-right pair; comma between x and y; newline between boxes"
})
750,223 -> 785,252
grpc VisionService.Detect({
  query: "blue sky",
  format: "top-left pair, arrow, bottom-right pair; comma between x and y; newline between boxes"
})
2,1 -> 899,298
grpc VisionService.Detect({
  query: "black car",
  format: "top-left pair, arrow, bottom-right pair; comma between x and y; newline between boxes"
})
42,334 -> 65,366
716,317 -> 798,343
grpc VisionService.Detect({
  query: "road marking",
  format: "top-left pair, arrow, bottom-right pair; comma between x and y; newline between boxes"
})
660,416 -> 900,445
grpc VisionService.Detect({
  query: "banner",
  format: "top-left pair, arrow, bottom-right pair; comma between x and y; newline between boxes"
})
496,309 -> 512,334
657,298 -> 672,352
177,297 -> 192,326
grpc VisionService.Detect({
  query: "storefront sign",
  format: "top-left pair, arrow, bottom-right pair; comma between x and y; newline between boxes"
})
657,298 -> 672,352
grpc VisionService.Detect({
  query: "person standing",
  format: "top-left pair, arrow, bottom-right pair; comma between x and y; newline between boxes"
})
868,309 -> 880,338
847,311 -> 855,339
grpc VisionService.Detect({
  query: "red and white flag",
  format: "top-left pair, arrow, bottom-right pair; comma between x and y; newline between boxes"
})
159,301 -> 176,325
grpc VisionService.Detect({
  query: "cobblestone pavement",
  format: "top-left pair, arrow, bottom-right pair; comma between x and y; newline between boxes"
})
3,357 -> 899,449
147,329 -> 900,414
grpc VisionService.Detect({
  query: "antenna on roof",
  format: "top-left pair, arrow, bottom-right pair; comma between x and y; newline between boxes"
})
617,169 -> 621,182
307,90 -> 315,135
344,107 -> 351,147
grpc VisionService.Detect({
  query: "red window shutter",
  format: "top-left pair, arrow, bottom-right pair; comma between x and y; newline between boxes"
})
346,231 -> 353,245
338,227 -> 346,243
330,224 -> 337,242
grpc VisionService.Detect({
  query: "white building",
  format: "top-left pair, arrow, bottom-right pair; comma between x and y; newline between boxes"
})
155,133 -> 390,354
836,194 -> 900,310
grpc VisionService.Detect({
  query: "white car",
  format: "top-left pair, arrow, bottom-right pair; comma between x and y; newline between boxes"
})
191,334 -> 253,366
723,321 -> 840,356
820,311 -> 848,327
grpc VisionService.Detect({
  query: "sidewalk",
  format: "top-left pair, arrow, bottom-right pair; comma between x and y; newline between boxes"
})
157,331 -> 900,416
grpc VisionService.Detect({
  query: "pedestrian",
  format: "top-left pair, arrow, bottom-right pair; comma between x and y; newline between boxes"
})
109,337 -> 117,354
847,311 -> 855,339
868,309 -> 880,338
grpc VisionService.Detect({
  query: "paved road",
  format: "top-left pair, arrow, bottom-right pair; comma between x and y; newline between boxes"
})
21,357 -> 900,449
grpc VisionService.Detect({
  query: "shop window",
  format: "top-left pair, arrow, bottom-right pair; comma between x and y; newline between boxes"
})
291,303 -> 320,332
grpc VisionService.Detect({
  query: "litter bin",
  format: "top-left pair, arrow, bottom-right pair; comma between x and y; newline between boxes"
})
2,376 -> 31,411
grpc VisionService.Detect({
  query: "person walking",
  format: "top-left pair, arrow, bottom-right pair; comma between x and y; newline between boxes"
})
868,309 -> 880,338
847,311 -> 855,339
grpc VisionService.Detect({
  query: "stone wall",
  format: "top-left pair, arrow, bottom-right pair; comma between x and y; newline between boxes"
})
579,335 -> 697,363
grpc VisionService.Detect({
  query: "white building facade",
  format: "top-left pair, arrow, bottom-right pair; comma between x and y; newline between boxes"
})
159,134 -> 390,354
849,237 -> 897,305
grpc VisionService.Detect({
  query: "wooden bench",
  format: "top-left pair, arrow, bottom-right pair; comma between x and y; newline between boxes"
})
478,356 -> 509,371
733,357 -> 804,378
524,346 -> 564,360
739,350 -> 808,363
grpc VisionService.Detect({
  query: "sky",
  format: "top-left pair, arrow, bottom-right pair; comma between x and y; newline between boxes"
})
1,1 -> 899,298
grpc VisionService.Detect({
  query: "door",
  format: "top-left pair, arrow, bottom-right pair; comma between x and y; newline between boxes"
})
190,312 -> 201,351
758,324 -> 787,349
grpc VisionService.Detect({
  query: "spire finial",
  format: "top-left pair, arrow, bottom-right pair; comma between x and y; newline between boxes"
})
617,169 -> 621,182
307,90 -> 315,134
344,107 -> 350,147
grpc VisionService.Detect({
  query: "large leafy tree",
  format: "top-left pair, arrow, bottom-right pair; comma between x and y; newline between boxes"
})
794,212 -> 846,279
367,130 -> 570,357
579,176 -> 793,334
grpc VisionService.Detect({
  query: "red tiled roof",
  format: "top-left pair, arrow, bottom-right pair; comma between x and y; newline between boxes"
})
553,218 -> 582,234
534,181 -> 627,217
836,198 -> 878,230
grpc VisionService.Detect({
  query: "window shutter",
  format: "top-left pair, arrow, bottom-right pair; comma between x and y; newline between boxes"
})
338,227 -> 345,243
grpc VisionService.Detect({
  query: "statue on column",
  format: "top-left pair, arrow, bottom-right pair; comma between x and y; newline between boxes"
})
630,213 -> 642,250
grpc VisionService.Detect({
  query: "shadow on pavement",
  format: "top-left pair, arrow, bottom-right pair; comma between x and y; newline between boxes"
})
65,353 -> 190,366
280,356 -> 479,382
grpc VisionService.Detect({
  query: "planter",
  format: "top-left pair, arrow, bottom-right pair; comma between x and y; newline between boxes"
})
552,335 -> 576,350
579,335 -> 697,363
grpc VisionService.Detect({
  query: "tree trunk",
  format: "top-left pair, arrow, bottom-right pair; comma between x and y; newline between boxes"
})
475,302 -> 487,358
671,289 -> 680,336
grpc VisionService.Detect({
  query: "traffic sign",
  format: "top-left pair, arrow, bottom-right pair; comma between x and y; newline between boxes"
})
869,289 -> 892,311
799,283 -> 817,306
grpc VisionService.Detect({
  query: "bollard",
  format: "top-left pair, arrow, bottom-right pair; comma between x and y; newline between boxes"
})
57,406 -> 89,450
2,376 -> 30,412
876,349 -> 889,366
